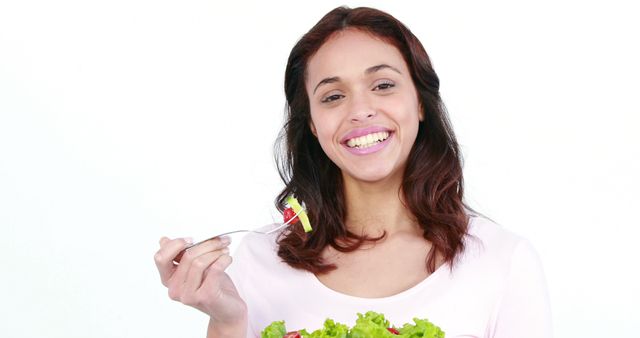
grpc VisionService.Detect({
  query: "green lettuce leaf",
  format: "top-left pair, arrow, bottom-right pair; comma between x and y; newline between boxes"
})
349,312 -> 396,338
305,319 -> 349,338
261,311 -> 445,338
397,317 -> 445,338
261,320 -> 286,338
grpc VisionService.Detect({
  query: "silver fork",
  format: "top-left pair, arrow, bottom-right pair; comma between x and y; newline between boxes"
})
173,207 -> 305,263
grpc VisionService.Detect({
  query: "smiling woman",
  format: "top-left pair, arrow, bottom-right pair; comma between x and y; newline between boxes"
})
276,6 -> 466,277
154,6 -> 553,338
306,30 -> 422,184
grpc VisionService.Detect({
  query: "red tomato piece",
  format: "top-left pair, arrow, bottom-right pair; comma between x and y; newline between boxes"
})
283,207 -> 299,224
387,327 -> 400,335
283,331 -> 301,338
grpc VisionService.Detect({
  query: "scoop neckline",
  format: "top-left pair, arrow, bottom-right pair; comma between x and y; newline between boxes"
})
301,216 -> 481,304
305,258 -> 449,304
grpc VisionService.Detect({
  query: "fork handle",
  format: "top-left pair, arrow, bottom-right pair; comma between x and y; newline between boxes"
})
172,214 -> 301,264
172,230 -> 252,264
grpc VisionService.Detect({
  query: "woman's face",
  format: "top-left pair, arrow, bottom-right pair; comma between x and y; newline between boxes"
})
305,29 -> 423,185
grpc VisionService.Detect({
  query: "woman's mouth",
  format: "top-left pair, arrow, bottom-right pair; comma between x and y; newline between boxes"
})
342,131 -> 393,155
345,131 -> 391,149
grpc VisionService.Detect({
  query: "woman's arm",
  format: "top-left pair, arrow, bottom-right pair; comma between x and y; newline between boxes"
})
206,314 -> 248,338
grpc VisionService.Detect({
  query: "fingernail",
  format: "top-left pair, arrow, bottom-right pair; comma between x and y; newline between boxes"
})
222,247 -> 230,254
220,236 -> 231,245
183,237 -> 194,245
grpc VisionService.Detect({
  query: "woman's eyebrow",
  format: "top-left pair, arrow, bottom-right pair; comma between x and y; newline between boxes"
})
365,64 -> 402,75
313,64 -> 401,95
313,76 -> 340,94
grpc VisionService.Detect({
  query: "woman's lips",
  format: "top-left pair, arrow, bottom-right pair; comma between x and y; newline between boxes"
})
343,132 -> 394,155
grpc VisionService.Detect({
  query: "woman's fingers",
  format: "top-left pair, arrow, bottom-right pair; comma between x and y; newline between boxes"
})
159,236 -> 169,246
208,253 -> 233,273
182,248 -> 230,299
154,237 -> 192,285
171,236 -> 231,283
164,236 -> 232,303
176,236 -> 230,266
199,254 -> 233,294
173,236 -> 228,263
198,255 -> 233,295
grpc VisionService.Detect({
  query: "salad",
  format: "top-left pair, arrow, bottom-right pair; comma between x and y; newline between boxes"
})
261,311 -> 445,338
284,196 -> 312,233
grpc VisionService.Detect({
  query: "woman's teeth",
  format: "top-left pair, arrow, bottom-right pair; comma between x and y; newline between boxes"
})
346,131 -> 390,148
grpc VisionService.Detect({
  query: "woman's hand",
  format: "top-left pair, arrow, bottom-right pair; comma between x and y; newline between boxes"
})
154,236 -> 247,327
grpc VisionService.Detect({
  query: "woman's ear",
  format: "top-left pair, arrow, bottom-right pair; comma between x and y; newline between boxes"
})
309,120 -> 317,137
418,104 -> 425,122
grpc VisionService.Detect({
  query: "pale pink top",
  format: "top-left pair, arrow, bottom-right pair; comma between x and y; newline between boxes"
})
226,216 -> 553,337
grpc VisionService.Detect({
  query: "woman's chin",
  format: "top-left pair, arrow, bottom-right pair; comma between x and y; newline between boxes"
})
342,168 -> 400,185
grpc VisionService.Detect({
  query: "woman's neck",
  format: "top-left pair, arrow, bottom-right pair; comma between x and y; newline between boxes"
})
342,174 -> 419,237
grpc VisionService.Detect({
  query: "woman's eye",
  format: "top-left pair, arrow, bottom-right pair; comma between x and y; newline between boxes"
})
373,81 -> 395,91
321,94 -> 345,103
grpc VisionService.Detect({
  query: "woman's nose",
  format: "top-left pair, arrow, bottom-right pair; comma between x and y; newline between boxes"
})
348,94 -> 377,123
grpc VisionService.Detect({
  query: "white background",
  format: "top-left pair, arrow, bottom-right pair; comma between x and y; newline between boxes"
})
1,0 -> 638,337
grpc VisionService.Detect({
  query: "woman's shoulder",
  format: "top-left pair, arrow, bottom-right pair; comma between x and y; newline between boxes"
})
459,215 -> 541,274
466,214 -> 528,250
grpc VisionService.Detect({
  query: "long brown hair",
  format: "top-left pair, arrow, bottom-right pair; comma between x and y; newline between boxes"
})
275,6 -> 470,274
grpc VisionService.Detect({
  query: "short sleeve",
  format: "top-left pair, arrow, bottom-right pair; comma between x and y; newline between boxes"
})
491,240 -> 553,338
